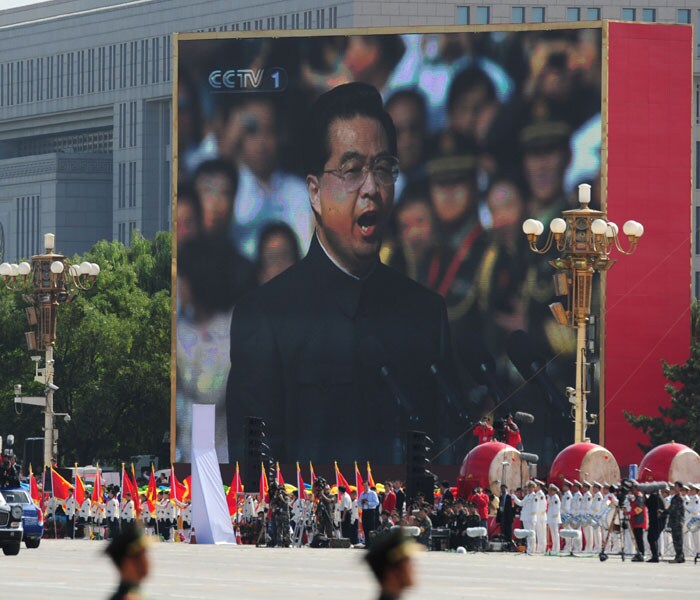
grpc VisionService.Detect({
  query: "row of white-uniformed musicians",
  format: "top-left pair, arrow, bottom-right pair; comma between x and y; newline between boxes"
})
46,487 -> 191,541
504,478 -> 700,559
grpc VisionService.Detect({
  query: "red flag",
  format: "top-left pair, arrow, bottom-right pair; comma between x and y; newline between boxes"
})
50,467 -> 73,500
183,475 -> 192,502
29,465 -> 41,507
146,465 -> 157,513
334,461 -> 351,496
276,462 -> 285,487
366,461 -> 376,488
354,461 -> 364,495
296,462 -> 306,498
259,462 -> 269,505
92,467 -> 103,504
75,468 -> 86,505
309,461 -> 317,485
170,465 -> 187,503
227,462 -> 243,517
130,464 -> 142,516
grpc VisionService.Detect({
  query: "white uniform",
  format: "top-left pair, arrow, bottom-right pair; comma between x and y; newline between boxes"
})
513,492 -> 537,554
546,492 -> 562,555
534,489 -> 547,554
582,490 -> 594,551
561,490 -> 573,522
120,499 -> 135,523
570,491 -> 584,552
64,496 -> 78,518
687,493 -> 700,555
106,497 -> 120,520
591,490 -> 605,551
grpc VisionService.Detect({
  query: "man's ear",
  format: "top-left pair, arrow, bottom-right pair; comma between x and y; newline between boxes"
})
307,175 -> 321,220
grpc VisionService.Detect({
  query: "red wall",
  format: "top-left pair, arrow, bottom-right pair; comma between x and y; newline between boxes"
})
605,22 -> 692,467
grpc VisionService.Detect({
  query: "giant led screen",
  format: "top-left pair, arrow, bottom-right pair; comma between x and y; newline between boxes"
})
174,26 -> 603,469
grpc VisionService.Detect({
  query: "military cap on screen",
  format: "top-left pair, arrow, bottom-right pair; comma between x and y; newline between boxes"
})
563,479 -> 573,486
425,130 -> 477,181
593,481 -> 602,488
534,479 -> 545,486
365,529 -> 420,582
573,480 -> 582,487
582,481 -> 591,488
548,484 -> 559,492
519,120 -> 571,152
105,523 -> 149,567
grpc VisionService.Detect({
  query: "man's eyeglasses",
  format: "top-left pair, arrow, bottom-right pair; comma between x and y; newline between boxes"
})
323,156 -> 400,192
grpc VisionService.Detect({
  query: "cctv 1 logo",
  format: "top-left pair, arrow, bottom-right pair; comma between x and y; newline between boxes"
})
208,67 -> 288,92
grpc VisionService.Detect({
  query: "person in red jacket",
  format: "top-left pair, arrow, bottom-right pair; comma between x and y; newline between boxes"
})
628,481 -> 648,562
473,418 -> 494,444
505,415 -> 523,450
468,485 -> 490,550
383,481 -> 397,514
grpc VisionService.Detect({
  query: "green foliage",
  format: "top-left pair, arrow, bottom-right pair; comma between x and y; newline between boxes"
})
0,232 -> 172,466
624,300 -> 700,452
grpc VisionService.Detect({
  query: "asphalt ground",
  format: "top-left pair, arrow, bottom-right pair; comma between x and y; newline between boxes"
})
6,539 -> 699,599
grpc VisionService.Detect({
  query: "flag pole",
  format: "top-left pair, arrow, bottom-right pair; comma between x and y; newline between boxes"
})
50,467 -> 58,540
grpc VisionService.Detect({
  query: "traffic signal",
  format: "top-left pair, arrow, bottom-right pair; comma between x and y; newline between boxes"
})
406,430 -> 435,501
243,416 -> 271,491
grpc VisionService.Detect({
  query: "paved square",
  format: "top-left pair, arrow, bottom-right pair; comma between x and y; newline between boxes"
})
6,540 -> 698,599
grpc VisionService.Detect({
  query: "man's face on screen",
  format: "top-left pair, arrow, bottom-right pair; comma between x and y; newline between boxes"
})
309,116 -> 394,276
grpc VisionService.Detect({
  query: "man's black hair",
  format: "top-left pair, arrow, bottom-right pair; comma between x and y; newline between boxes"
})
303,82 -> 397,176
447,66 -> 496,115
385,88 -> 427,122
193,159 -> 239,202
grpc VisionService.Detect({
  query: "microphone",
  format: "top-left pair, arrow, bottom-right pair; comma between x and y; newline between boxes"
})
358,336 -> 417,419
429,362 -> 469,418
513,411 -> 535,424
458,333 -> 509,404
506,330 -> 568,413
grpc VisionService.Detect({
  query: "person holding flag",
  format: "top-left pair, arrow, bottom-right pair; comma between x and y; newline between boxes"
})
106,487 -> 121,540
120,492 -> 136,531
226,462 -> 244,521
29,465 -> 41,507
62,487 -> 78,539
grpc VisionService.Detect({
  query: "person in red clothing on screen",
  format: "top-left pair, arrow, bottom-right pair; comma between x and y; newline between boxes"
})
473,417 -> 494,444
505,415 -> 523,450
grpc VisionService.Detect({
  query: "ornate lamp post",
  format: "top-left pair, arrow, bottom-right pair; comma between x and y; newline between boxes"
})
0,233 -> 99,467
522,184 -> 643,443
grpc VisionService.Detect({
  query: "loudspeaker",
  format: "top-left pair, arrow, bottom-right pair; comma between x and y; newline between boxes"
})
329,538 -> 352,548
23,437 -> 44,475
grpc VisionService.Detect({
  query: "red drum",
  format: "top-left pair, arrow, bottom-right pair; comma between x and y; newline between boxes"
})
548,442 -> 620,486
639,442 -> 700,483
457,442 -> 530,497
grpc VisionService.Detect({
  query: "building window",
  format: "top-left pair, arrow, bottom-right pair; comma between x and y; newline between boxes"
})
118,223 -> 126,244
587,8 -> 601,20
118,163 -> 126,209
330,6 -> 337,28
66,53 -> 73,97
531,7 -> 545,23
677,9 -> 691,24
163,35 -> 171,82
37,57 -> 43,101
129,161 -> 137,207
27,59 -> 33,103
622,8 -> 636,21
303,11 -> 311,29
696,207 -> 700,254
696,141 -> 700,189
642,8 -> 655,22
129,221 -> 137,244
476,6 -> 490,24
512,7 -> 525,23
130,41 -> 137,86
47,56 -> 53,100
567,7 -> 580,22
267,16 -> 275,29
317,8 -> 325,28
456,6 -> 469,25
129,101 -> 137,147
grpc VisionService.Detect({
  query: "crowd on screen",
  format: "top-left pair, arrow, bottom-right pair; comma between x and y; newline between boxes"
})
175,29 -> 603,463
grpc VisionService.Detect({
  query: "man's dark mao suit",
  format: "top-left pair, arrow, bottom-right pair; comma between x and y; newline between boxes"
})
226,235 -> 459,464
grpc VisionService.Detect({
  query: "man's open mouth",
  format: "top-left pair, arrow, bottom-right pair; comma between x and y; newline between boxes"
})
357,211 -> 379,235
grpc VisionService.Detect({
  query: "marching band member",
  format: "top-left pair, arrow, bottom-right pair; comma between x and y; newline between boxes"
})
560,479 -> 573,553
140,493 -> 155,536
581,481 -> 594,552
590,482 -> 605,552
106,488 -> 120,540
546,484 -> 561,555
687,484 -> 700,557
570,481 -> 583,552
534,480 -> 547,554
512,481 -> 537,555
62,488 -> 78,539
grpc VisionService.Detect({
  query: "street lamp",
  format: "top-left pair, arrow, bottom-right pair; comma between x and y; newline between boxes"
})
0,233 -> 99,467
522,184 -> 643,443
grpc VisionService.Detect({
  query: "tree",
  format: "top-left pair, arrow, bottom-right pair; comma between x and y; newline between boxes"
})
0,232 -> 171,467
624,300 -> 700,452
